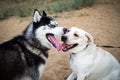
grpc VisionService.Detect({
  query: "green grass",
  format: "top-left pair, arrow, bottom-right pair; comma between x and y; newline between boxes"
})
0,0 -> 96,20
0,0 -> 53,20
50,0 -> 97,13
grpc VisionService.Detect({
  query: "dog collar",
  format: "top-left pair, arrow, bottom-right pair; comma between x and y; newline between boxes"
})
24,41 -> 42,56
84,44 -> 89,50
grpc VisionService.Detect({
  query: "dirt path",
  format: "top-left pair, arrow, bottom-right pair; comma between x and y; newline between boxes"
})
0,0 -> 120,80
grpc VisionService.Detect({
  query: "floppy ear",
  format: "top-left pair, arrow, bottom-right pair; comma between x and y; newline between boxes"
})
33,9 -> 41,23
85,33 -> 94,43
42,10 -> 47,17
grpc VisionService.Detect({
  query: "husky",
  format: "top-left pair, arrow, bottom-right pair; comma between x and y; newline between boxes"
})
0,9 -> 67,80
61,27 -> 120,80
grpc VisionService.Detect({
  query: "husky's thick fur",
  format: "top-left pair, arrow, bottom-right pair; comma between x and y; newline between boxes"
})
61,27 -> 120,80
0,9 -> 67,80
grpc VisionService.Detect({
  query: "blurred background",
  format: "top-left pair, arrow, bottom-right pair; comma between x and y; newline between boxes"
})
0,0 -> 96,19
0,0 -> 120,80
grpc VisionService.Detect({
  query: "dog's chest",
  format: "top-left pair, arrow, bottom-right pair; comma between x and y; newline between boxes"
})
70,53 -> 75,64
70,53 -> 94,73
38,53 -> 48,77
70,53 -> 79,72
38,64 -> 45,77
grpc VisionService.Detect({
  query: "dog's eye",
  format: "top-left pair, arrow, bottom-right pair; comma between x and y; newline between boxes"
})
74,33 -> 79,37
49,24 -> 56,28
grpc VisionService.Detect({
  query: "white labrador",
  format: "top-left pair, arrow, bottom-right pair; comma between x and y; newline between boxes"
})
61,27 -> 120,80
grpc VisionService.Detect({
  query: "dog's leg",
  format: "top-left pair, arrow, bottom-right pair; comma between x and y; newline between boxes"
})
67,72 -> 77,80
77,73 -> 90,80
77,75 -> 85,80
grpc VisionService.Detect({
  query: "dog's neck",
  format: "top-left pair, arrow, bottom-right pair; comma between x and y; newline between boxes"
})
24,41 -> 42,55
17,36 -> 49,57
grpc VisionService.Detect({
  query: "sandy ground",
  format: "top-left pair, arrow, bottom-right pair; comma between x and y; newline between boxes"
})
0,0 -> 120,80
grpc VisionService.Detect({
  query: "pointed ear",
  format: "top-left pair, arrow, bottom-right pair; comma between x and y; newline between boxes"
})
33,9 -> 41,23
42,10 -> 47,16
85,33 -> 94,43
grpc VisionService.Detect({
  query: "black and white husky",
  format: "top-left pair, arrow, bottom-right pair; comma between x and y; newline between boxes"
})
0,9 -> 67,80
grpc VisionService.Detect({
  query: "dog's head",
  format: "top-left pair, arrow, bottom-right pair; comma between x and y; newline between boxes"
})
24,9 -> 67,50
61,27 -> 94,53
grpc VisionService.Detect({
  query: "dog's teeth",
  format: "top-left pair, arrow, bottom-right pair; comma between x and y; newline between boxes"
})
64,48 -> 67,50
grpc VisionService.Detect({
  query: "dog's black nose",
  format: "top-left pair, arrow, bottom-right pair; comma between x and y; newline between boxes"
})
61,36 -> 67,42
63,28 -> 68,34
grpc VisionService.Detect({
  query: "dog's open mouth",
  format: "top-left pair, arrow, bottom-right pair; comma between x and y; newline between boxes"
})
46,33 -> 62,51
46,33 -> 78,51
62,43 -> 78,52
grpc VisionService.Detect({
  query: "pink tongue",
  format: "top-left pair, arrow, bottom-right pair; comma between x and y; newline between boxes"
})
48,35 -> 62,51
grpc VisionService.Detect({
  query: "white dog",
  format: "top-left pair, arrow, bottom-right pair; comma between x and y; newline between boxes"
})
61,27 -> 120,80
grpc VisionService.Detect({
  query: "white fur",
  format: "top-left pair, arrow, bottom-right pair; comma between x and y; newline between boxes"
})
38,64 -> 45,78
35,24 -> 65,48
25,23 -> 33,39
66,27 -> 120,80
50,20 -> 58,25
33,11 -> 41,23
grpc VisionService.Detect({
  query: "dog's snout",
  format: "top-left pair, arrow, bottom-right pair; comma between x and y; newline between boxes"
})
61,36 -> 67,42
63,28 -> 68,34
